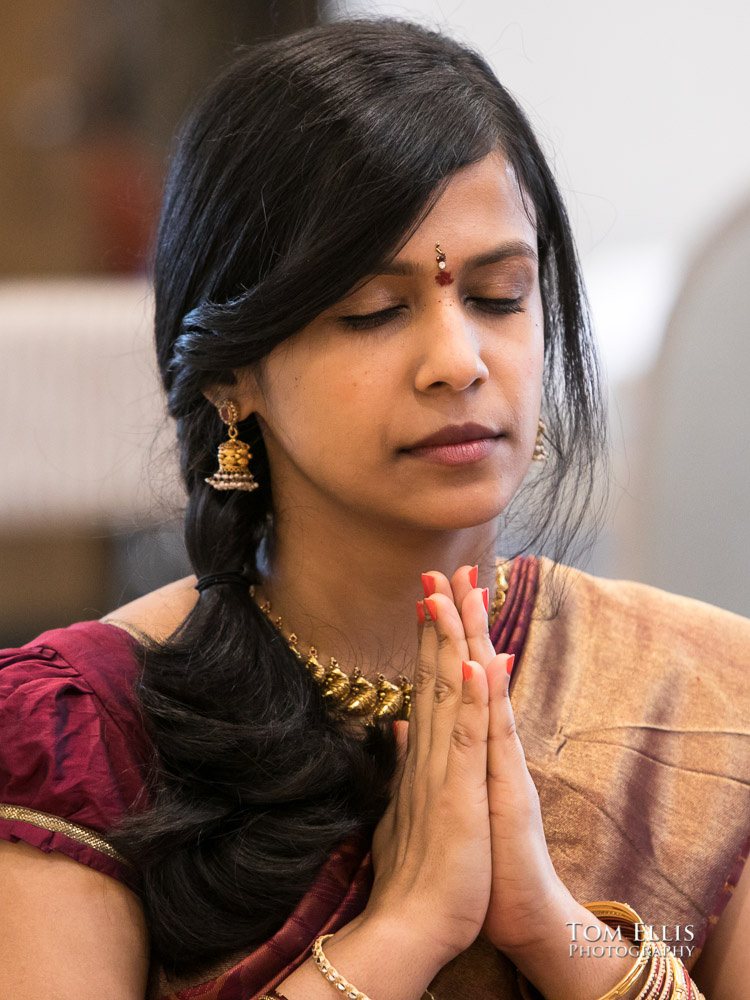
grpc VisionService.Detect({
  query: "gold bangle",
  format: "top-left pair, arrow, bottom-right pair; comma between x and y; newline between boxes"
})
583,900 -> 649,931
313,933 -> 372,1000
667,948 -> 707,1000
515,901 -> 654,1000
582,901 -> 654,1000
633,940 -> 667,1000
655,955 -> 674,1000
670,950 -> 689,1000
312,933 -> 435,1000
643,941 -> 673,1000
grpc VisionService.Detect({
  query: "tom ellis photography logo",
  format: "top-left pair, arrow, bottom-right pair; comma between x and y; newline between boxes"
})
567,921 -> 696,959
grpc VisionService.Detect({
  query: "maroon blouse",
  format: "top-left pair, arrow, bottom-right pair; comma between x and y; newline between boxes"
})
0,559 -> 539,892
0,559 -> 541,999
0,620 -> 150,884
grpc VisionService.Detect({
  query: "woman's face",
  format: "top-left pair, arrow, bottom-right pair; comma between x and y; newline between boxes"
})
239,151 -> 545,532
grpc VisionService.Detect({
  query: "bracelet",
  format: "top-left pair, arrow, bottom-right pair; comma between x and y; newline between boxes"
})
633,940 -> 667,1000
312,932 -> 436,1000
583,901 -> 655,1000
313,933 -> 372,1000
516,899 -> 706,1000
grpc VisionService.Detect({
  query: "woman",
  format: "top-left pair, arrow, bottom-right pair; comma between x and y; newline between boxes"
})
1,17 -> 748,1000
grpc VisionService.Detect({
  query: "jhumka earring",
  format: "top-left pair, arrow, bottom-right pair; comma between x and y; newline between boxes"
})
205,400 -> 259,492
434,242 -> 454,286
533,419 -> 548,462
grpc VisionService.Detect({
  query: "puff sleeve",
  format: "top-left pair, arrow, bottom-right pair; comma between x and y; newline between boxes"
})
0,621 -> 151,885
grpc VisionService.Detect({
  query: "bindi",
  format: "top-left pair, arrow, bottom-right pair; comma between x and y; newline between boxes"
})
434,242 -> 454,286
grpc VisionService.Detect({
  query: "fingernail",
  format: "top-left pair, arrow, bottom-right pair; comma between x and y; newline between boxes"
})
469,565 -> 479,588
421,573 -> 436,597
416,600 -> 425,624
393,720 -> 398,736
462,660 -> 473,681
506,654 -> 516,675
424,597 -> 438,621
482,588 -> 489,613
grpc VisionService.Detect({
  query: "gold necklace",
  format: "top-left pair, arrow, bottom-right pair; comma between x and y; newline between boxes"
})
250,559 -> 511,728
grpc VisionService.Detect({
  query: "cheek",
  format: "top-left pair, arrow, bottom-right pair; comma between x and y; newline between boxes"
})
266,357 -> 391,462
500,320 -> 544,406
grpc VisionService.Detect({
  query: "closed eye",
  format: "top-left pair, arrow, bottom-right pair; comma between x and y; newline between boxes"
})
339,298 -> 524,331
339,306 -> 404,331
470,298 -> 525,315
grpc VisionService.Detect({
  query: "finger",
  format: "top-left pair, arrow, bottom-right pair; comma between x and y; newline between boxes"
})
421,592 -> 472,786
384,720 -> 409,809
461,586 -> 498,669
485,652 -> 528,786
444,658 -> 490,795
391,720 -> 410,789
379,720 -> 410,852
402,584 -> 464,778
411,596 -> 438,753
402,599 -> 431,801
420,569 -> 454,603
449,563 -> 478,612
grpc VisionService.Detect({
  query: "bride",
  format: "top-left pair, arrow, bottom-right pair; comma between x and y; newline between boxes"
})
1,17 -> 748,1000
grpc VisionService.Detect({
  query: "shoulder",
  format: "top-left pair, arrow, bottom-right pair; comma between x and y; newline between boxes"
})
101,573 -> 199,642
534,556 -> 750,674
521,556 -> 750,767
0,620 -> 153,882
1,619 -> 145,737
521,559 -> 750,970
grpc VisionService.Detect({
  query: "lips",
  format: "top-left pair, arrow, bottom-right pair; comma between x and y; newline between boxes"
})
404,421 -> 501,450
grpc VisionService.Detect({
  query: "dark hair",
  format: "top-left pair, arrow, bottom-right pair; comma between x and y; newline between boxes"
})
110,16 -> 607,975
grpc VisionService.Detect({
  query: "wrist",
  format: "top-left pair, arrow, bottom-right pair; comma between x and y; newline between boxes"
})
356,905 -> 457,972
501,891 -> 646,1000
481,873 -> 575,959
277,909 -> 445,1000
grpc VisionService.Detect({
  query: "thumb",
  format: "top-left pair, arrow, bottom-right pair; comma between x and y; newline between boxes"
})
392,719 -> 409,780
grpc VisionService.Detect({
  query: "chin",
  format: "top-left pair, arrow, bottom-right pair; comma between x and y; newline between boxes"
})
404,484 -> 517,532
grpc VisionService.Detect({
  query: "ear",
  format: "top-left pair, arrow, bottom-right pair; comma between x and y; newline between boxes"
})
201,367 -> 262,423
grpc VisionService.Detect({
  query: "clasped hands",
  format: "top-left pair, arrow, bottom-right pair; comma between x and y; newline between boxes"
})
421,565 -> 571,955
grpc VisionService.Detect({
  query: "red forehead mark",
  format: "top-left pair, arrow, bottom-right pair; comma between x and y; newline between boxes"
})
435,271 -> 454,286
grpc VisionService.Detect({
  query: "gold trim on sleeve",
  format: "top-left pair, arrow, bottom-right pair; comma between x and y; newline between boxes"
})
0,803 -> 128,864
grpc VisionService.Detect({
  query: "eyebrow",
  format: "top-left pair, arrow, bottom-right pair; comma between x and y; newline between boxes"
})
372,240 -> 538,277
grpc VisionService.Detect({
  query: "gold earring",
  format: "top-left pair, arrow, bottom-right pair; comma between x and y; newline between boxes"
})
205,400 -> 259,492
533,419 -> 548,462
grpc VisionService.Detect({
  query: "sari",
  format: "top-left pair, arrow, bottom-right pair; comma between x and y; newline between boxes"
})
1,556 -> 749,999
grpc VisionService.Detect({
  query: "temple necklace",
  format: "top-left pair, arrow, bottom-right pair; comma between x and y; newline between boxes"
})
249,558 -> 511,728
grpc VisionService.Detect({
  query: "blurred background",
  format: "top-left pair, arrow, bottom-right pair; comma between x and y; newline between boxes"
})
2,0 -> 749,645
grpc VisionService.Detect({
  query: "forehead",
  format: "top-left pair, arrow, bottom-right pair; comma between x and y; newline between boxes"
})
398,150 -> 536,260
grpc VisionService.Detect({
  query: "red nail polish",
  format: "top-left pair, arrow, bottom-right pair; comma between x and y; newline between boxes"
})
421,573 -> 436,597
482,588 -> 489,612
424,597 -> 438,621
469,565 -> 479,588
416,600 -> 425,624
506,654 -> 516,675
393,720 -> 398,736
462,660 -> 473,681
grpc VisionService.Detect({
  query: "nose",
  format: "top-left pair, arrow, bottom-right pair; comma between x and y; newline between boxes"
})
413,305 -> 489,394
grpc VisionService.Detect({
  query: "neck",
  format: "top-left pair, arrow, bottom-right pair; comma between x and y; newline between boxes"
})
257,496 -> 501,683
